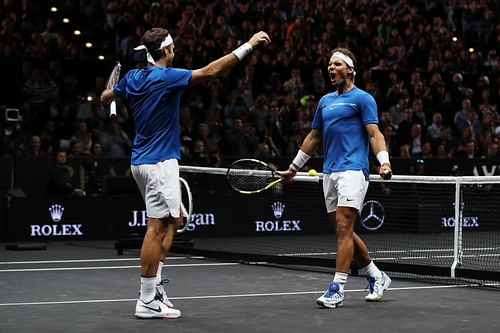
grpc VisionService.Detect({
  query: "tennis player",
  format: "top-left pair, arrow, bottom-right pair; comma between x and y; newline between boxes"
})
281,48 -> 392,309
101,28 -> 270,319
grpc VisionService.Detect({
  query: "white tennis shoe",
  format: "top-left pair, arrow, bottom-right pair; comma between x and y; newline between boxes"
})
365,271 -> 391,302
134,299 -> 181,319
316,281 -> 344,308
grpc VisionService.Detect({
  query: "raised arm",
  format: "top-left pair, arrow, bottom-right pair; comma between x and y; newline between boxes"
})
189,31 -> 270,86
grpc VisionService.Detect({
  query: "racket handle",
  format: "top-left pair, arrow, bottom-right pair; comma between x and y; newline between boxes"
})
110,101 -> 117,117
382,170 -> 392,180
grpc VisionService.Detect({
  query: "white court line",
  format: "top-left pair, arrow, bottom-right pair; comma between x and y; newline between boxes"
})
0,284 -> 469,307
0,256 -> 205,265
0,262 -> 239,273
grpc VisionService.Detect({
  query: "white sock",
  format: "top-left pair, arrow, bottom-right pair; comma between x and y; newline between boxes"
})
363,260 -> 382,279
140,276 -> 156,303
156,260 -> 164,285
333,272 -> 348,292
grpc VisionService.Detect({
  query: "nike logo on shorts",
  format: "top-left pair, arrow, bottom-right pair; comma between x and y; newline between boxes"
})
346,198 -> 355,202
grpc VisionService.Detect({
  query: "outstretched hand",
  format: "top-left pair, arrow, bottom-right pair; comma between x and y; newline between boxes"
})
248,31 -> 271,48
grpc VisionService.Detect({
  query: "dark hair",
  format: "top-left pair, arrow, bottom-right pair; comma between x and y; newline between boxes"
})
140,28 -> 171,61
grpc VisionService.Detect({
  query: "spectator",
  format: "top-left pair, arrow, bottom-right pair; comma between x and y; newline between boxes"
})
427,112 -> 443,140
46,149 -> 86,197
409,123 -> 424,157
70,120 -> 93,155
39,120 -> 59,154
382,125 -> 398,158
482,142 -> 499,158
436,143 -> 448,159
395,107 -> 414,148
98,118 -> 132,157
90,142 -> 104,156
432,125 -> 456,157
25,134 -> 45,157
454,140 -> 477,159
221,117 -> 258,156
421,141 -> 434,158
454,98 -> 473,129
411,98 -> 427,127
190,139 -> 209,166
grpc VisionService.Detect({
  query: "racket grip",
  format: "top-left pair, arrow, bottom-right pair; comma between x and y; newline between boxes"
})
382,170 -> 392,180
110,101 -> 117,117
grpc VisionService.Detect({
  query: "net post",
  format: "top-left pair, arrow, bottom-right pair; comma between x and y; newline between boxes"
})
451,178 -> 462,278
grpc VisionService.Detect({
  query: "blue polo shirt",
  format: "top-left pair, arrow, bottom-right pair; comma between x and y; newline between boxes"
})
311,86 -> 378,179
114,66 -> 192,165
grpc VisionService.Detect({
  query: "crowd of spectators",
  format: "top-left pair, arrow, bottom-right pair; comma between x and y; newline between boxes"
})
0,0 -> 498,167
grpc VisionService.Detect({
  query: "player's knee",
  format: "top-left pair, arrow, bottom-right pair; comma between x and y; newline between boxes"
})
146,219 -> 166,237
336,222 -> 352,238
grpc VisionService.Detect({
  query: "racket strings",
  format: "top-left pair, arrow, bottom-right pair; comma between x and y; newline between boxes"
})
106,63 -> 121,89
227,162 -> 275,192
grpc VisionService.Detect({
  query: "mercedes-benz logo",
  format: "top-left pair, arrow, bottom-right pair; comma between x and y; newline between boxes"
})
360,200 -> 385,231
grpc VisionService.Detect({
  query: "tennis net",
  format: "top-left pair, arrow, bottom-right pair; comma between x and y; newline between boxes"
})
175,165 -> 500,287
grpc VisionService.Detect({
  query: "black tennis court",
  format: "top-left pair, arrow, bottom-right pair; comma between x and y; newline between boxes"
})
1,240 -> 498,333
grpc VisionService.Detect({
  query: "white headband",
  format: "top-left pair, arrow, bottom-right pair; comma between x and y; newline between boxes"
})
134,34 -> 173,64
331,51 -> 356,78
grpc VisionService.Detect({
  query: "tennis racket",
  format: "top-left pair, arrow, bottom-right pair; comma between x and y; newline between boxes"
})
226,158 -> 319,195
177,176 -> 193,233
105,61 -> 121,117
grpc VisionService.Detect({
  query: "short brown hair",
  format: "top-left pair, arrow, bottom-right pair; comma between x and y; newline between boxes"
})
331,47 -> 357,70
140,28 -> 171,61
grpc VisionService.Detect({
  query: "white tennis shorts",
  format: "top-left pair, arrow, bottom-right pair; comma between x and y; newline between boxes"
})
323,170 -> 369,213
131,158 -> 180,219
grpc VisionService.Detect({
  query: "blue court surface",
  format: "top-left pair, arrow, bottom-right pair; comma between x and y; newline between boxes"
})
0,240 -> 498,333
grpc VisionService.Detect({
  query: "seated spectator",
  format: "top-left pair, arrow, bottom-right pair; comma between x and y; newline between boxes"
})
46,149 -> 86,197
420,141 -> 433,158
454,127 -> 475,156
221,118 -> 258,156
39,120 -> 59,154
409,123 -> 424,157
25,135 -> 45,157
254,142 -> 272,159
454,140 -> 477,159
70,120 -> 92,155
378,111 -> 397,132
427,112 -> 443,140
482,142 -> 499,159
435,143 -> 448,158
98,118 -> 132,157
191,139 -> 209,166
90,142 -> 104,156
432,125 -> 456,157
382,125 -> 398,157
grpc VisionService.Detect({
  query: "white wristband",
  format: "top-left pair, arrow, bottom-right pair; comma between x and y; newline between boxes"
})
291,150 -> 311,170
232,42 -> 253,61
376,151 -> 390,166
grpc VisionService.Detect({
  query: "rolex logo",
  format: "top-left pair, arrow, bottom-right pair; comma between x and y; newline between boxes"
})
271,202 -> 285,218
48,204 -> 64,222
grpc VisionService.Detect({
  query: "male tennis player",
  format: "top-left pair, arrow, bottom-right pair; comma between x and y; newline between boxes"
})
101,28 -> 270,319
281,48 -> 392,309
